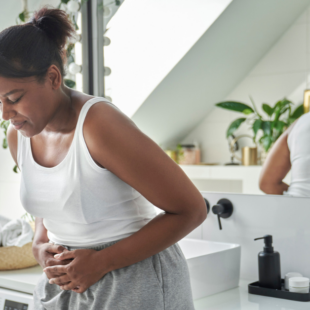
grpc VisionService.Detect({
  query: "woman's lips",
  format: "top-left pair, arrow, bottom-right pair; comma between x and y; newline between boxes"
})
12,121 -> 26,130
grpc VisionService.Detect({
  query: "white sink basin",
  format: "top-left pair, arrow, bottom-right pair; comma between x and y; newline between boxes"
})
177,238 -> 241,300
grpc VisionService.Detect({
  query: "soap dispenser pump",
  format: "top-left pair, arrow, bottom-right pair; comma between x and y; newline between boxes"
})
254,235 -> 281,290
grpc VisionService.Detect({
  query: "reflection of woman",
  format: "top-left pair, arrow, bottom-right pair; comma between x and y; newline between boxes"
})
259,113 -> 310,196
0,7 -> 206,309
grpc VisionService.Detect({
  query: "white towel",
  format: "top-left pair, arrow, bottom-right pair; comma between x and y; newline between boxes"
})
0,215 -> 12,245
1,219 -> 34,247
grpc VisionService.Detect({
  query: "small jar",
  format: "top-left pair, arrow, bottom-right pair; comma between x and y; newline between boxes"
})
178,144 -> 196,165
285,272 -> 303,290
289,277 -> 310,294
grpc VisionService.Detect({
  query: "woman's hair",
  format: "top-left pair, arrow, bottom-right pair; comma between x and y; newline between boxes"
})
0,6 -> 76,83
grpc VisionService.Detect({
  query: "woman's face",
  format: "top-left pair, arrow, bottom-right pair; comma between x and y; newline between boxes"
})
0,73 -> 58,138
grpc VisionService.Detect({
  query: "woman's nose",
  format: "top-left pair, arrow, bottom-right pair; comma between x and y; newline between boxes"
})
0,103 -> 16,121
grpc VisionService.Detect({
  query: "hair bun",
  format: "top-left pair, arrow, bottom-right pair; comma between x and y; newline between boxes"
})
30,7 -> 75,51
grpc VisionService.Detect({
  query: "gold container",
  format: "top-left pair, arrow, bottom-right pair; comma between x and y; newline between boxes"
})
241,146 -> 258,166
165,150 -> 177,162
230,135 -> 259,165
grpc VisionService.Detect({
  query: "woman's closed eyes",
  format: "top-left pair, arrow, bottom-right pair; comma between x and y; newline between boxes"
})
0,96 -> 23,105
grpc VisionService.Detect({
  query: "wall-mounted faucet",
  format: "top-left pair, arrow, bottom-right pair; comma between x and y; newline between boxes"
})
204,198 -> 210,214
212,199 -> 233,230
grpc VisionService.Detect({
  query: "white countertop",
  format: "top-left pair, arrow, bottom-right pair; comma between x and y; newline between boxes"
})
0,265 -> 43,294
179,165 -> 291,195
1,269 -> 309,309
194,279 -> 310,310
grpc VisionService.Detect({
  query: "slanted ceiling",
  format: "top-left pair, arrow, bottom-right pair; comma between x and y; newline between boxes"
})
131,0 -> 310,147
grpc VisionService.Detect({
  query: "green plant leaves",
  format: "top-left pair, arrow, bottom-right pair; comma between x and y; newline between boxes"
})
72,15 -> 79,31
216,102 -> 254,115
290,104 -> 304,119
67,54 -> 75,65
13,165 -> 18,173
262,104 -> 274,116
2,138 -> 7,149
259,135 -> 273,152
273,98 -> 293,122
64,79 -> 76,88
226,118 -> 246,138
19,12 -> 26,22
274,120 -> 286,132
261,121 -> 271,136
253,119 -> 262,140
0,120 -> 9,149
215,97 -> 305,153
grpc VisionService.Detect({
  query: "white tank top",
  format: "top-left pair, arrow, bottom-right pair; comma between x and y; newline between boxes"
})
17,97 -> 157,247
284,112 -> 310,197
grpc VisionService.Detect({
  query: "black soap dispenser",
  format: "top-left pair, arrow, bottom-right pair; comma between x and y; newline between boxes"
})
254,235 -> 281,290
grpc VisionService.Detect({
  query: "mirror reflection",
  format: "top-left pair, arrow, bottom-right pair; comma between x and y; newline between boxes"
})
104,0 -> 310,198
101,1 -> 310,197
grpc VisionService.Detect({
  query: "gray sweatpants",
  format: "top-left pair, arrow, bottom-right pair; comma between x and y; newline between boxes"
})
33,238 -> 195,309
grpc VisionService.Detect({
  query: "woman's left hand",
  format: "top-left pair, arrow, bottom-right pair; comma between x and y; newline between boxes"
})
43,248 -> 110,293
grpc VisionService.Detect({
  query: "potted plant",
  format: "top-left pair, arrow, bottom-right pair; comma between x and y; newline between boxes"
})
215,97 -> 304,155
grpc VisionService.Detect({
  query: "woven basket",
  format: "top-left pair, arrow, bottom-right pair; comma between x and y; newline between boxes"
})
0,221 -> 38,271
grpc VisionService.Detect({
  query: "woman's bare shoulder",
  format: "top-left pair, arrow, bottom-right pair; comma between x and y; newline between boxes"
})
82,100 -> 134,166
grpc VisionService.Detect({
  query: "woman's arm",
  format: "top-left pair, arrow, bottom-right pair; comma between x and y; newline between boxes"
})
86,103 -> 207,271
32,218 -> 49,256
259,121 -> 297,195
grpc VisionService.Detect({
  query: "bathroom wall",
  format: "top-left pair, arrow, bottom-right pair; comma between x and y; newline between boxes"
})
183,192 -> 310,281
0,130 -> 24,219
182,6 -> 310,164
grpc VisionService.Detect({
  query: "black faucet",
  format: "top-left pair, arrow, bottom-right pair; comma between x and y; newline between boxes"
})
204,198 -> 210,214
212,199 -> 233,230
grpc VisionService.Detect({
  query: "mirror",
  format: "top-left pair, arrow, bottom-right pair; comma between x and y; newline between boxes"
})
101,1 -> 310,198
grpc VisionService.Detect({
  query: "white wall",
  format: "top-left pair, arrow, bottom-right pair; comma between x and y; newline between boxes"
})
0,131 -> 24,219
182,7 -> 310,165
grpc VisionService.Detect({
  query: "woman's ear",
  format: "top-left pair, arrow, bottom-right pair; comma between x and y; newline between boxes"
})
47,64 -> 62,91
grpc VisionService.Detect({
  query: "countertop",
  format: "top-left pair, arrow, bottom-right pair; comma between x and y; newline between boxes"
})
0,265 -> 43,294
180,165 -> 291,195
2,269 -> 309,309
193,279 -> 310,310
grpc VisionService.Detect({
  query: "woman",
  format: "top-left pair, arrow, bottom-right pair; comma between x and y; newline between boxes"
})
0,7 -> 206,309
259,113 -> 310,197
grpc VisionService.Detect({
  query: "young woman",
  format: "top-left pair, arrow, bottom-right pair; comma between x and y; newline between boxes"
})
259,116 -> 308,197
0,7 -> 207,310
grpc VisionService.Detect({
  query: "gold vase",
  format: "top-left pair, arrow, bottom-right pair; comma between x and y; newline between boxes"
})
241,146 -> 258,166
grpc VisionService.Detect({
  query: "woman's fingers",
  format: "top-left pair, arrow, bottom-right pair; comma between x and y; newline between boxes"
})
46,244 -> 68,255
44,264 -> 67,275
61,282 -> 85,292
49,275 -> 71,285
44,259 -> 72,279
54,249 -> 75,260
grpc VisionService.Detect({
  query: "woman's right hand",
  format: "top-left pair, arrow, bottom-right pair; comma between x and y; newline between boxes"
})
33,242 -> 73,281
